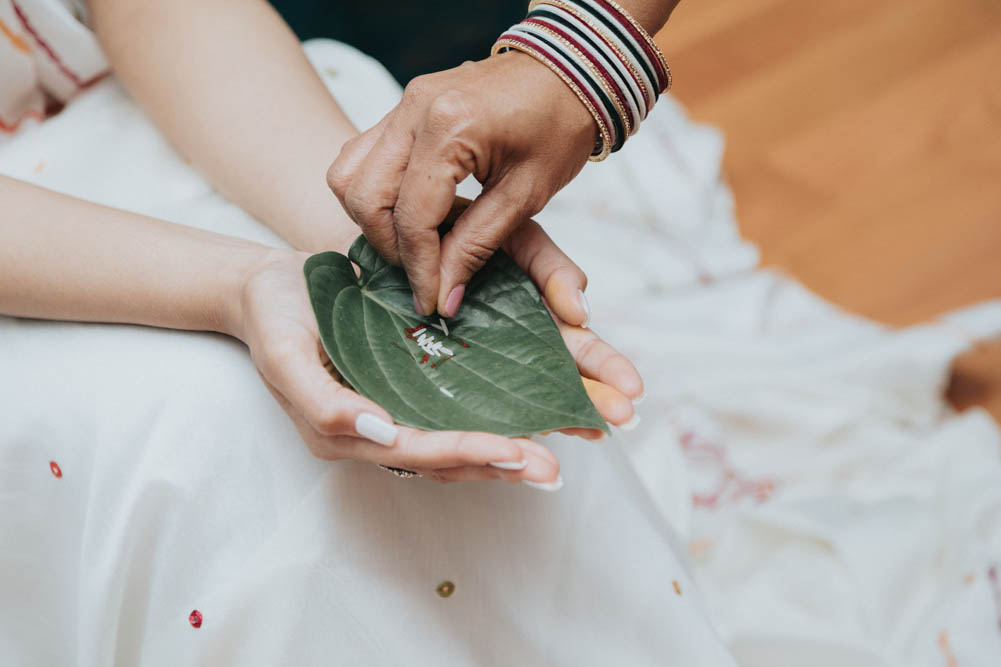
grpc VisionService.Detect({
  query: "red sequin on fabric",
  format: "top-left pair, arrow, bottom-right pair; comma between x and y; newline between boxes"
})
49,461 -> 62,478
189,609 -> 202,628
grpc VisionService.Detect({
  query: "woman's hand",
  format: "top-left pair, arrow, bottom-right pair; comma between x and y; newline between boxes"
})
327,50 -> 597,319
232,249 -> 560,485
500,216 -> 644,438
231,239 -> 642,485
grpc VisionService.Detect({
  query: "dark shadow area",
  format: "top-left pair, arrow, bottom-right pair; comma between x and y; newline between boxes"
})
269,0 -> 524,84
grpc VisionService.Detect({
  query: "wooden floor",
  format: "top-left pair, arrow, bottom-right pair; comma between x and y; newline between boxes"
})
655,0 -> 1001,421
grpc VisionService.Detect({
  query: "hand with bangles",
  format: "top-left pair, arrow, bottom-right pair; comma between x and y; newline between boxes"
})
328,0 -> 678,321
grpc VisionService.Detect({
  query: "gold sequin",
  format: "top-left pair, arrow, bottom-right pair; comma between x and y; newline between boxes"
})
436,581 -> 455,598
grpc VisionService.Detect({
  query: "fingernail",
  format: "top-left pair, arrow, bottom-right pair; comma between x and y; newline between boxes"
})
445,285 -> 465,317
522,475 -> 563,492
617,414 -> 641,432
632,391 -> 647,406
355,413 -> 398,446
412,293 -> 425,316
490,459 -> 528,470
577,289 -> 591,328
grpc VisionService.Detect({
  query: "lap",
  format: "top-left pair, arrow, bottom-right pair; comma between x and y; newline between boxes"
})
0,315 -> 733,666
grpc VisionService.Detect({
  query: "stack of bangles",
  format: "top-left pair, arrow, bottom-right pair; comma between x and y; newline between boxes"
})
492,0 -> 671,161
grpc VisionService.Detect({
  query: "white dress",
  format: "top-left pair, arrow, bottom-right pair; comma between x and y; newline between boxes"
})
9,17 -> 1001,667
0,33 -> 738,667
0,0 -> 105,139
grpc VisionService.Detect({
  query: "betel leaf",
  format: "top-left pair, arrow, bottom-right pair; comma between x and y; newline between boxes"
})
304,235 -> 608,437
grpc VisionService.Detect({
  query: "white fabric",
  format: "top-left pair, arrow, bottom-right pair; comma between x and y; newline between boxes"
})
0,40 -> 733,666
0,37 -> 1000,666
0,0 -> 107,138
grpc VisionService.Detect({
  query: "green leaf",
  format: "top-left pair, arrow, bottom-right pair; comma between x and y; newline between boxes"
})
304,235 -> 608,437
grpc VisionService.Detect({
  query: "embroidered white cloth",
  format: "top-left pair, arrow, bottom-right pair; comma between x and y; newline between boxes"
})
0,0 -> 104,138
1,38 -> 1000,666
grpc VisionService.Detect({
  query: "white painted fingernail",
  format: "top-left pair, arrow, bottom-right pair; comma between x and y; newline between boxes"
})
577,289 -> 591,328
490,459 -> 528,470
632,391 -> 647,406
522,475 -> 564,492
355,413 -> 398,447
617,414 -> 641,432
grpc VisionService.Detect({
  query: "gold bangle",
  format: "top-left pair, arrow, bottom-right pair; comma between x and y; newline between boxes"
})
491,38 -> 613,161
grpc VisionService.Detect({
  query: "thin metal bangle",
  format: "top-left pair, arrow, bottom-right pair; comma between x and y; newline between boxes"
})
583,0 -> 672,91
531,0 -> 655,114
521,18 -> 635,137
492,38 -> 613,161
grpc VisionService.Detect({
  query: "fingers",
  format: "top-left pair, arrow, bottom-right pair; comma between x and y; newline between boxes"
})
554,317 -> 644,401
387,427 -> 527,469
330,118 -> 414,265
326,117 -> 386,206
436,177 -> 538,316
392,103 -> 477,314
581,377 -> 634,426
427,440 -> 560,485
263,354 -> 566,486
504,220 -> 589,327
259,340 -> 398,444
394,88 -> 499,316
557,427 -> 607,441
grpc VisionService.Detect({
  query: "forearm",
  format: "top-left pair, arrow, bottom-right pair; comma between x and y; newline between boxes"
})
0,175 -> 269,336
89,0 -> 359,253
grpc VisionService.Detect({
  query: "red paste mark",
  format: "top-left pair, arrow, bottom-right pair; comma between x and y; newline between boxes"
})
430,354 -> 454,370
988,564 -> 1001,635
937,630 -> 958,667
406,325 -> 459,368
49,461 -> 62,478
12,1 -> 107,90
189,609 -> 203,628
455,338 -> 470,348
678,430 -> 778,509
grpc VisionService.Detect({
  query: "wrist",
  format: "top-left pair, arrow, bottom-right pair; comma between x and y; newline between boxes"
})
493,0 -> 673,160
495,49 -> 599,158
217,245 -> 294,341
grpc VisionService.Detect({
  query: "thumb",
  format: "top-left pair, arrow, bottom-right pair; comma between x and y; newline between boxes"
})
262,341 -> 399,446
436,181 -> 537,317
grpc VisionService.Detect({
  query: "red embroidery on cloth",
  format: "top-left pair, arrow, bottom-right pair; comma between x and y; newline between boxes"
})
189,609 -> 203,628
937,630 -> 958,667
0,15 -> 30,53
678,430 -> 777,509
49,460 -> 62,478
11,1 -> 106,90
0,108 -> 44,134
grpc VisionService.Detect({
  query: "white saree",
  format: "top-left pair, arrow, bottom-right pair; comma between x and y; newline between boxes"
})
0,39 -> 736,666
3,32 -> 1001,667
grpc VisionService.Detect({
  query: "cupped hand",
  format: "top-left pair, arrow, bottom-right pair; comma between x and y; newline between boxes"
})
327,50 -> 597,319
500,214 -> 644,438
229,238 -> 642,485
231,249 -> 556,485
